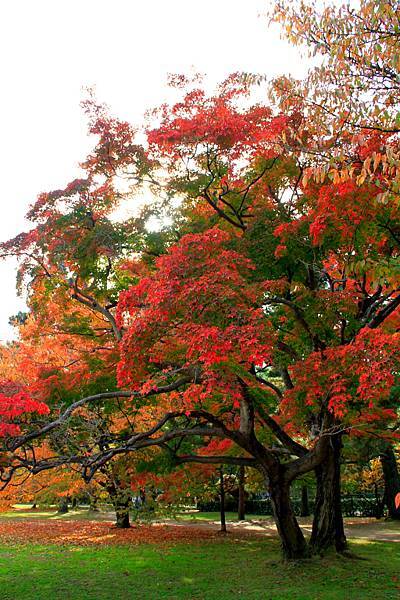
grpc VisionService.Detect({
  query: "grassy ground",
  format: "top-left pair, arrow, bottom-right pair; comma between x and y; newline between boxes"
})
0,537 -> 398,599
0,506 -> 270,522
175,510 -> 270,521
0,507 -> 108,521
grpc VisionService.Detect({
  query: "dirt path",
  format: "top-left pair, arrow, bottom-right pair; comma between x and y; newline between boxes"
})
160,517 -> 400,542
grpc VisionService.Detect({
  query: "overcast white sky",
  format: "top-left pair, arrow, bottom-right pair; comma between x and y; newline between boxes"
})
0,0 -> 309,342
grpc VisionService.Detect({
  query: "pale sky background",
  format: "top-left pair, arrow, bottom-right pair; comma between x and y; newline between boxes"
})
0,0 -> 310,342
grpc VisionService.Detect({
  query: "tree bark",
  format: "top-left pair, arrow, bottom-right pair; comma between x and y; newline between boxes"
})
300,485 -> 310,517
269,475 -> 309,559
57,498 -> 69,514
310,435 -> 347,553
373,482 -> 384,519
380,444 -> 400,520
89,495 -> 99,512
114,498 -> 131,528
238,465 -> 246,521
107,483 -> 132,528
219,467 -> 227,533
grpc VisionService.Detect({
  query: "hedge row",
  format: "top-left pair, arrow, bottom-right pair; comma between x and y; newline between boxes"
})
197,495 -> 382,517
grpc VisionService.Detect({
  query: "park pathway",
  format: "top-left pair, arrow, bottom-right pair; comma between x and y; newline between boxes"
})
161,516 -> 400,542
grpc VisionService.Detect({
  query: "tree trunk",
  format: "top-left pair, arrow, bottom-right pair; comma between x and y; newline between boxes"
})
89,495 -> 99,512
114,498 -> 131,528
310,436 -> 347,553
57,498 -> 69,514
238,465 -> 246,521
380,444 -> 400,520
300,485 -> 310,517
107,483 -> 132,528
373,483 -> 384,519
219,467 -> 227,533
269,476 -> 309,559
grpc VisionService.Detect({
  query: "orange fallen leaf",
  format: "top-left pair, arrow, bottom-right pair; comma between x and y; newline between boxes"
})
0,519 -> 255,547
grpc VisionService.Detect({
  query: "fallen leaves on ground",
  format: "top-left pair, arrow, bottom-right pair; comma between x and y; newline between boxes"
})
0,519 -> 229,547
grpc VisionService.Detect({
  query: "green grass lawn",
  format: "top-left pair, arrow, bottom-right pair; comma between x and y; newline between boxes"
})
0,507 -> 107,520
0,507 -> 271,523
0,537 -> 398,600
175,510 -> 270,522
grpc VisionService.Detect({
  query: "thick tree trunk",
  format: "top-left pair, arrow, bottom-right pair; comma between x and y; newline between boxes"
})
269,476 -> 309,559
89,495 -> 99,512
219,467 -> 227,533
310,436 -> 347,553
300,485 -> 310,517
380,444 -> 400,520
107,483 -> 132,528
57,498 -> 69,514
114,499 -> 131,528
238,465 -> 246,521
